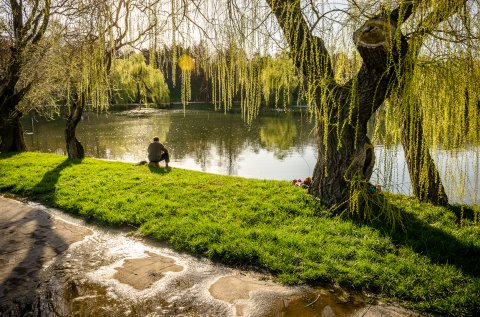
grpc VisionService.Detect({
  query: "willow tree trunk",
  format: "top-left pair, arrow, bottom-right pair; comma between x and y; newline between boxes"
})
0,55 -> 27,152
308,22 -> 408,209
0,0 -> 51,153
402,112 -> 449,206
267,0 -> 409,209
0,109 -> 26,152
310,129 -> 375,209
309,88 -> 376,209
65,95 -> 85,159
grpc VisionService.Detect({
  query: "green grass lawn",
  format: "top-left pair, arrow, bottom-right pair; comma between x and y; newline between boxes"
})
1,152 -> 479,316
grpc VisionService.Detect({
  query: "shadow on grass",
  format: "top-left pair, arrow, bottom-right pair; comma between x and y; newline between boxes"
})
367,197 -> 480,278
30,158 -> 83,202
0,151 -> 21,159
449,204 -> 479,223
148,165 -> 171,175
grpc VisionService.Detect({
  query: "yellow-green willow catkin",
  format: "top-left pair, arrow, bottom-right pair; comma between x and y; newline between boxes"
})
91,39 -> 109,111
215,54 -> 221,109
218,54 -> 225,109
211,62 -> 218,110
222,53 -> 229,111
261,58 -> 271,106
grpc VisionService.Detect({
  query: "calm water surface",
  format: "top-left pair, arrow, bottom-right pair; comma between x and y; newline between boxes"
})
23,107 -> 479,204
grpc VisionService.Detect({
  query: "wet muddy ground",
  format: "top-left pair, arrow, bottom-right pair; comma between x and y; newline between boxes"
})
0,196 -> 421,316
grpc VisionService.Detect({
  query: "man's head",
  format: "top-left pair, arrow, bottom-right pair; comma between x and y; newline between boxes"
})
153,137 -> 160,142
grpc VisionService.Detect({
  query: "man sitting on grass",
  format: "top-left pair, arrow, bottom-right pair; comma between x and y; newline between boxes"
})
148,136 -> 170,168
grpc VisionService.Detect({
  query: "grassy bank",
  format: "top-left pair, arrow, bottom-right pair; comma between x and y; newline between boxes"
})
1,152 -> 479,316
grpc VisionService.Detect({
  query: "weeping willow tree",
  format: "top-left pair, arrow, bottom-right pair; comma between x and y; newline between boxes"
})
396,57 -> 480,205
0,0 -> 53,152
260,52 -> 299,108
159,0 -> 479,212
55,0 -> 111,159
110,53 -> 169,105
264,1 -> 409,211
268,0 -> 479,210
58,0 -> 161,159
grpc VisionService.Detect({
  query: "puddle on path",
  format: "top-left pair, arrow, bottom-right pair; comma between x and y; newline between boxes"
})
0,197 -> 421,316
114,251 -> 183,290
208,276 -> 369,317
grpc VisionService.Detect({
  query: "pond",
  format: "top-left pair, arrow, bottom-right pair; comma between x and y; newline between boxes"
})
23,106 -> 479,204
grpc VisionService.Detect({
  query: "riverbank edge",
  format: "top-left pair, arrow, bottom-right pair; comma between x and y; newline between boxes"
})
0,152 -> 479,316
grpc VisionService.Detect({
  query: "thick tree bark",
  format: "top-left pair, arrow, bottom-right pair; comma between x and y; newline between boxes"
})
0,110 -> 26,152
309,20 -> 407,209
309,118 -> 375,208
0,58 -> 28,152
0,83 -> 27,152
402,112 -> 449,206
65,94 -> 85,159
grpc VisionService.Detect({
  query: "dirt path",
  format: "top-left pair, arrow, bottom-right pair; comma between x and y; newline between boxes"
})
0,196 -> 421,316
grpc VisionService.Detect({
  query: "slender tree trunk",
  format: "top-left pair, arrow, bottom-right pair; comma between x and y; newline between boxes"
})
402,112 -> 449,206
65,94 -> 85,159
136,82 -> 141,104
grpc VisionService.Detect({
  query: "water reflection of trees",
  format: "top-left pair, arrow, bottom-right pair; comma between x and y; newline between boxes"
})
259,114 -> 298,159
24,110 -> 317,172
166,110 -> 316,173
23,111 -> 172,161
166,111 -> 259,173
23,115 -> 66,155
93,111 -> 172,161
